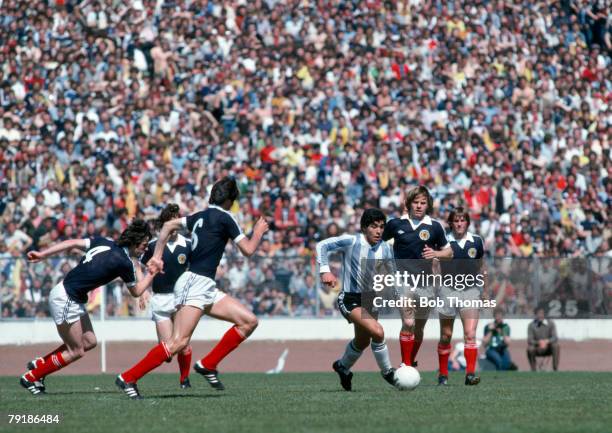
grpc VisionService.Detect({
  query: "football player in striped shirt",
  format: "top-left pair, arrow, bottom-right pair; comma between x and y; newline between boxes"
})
317,208 -> 396,391
21,220 -> 156,395
437,207 -> 484,386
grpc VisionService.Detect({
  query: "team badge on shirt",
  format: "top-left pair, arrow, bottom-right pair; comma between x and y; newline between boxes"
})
178,254 -> 187,265
468,247 -> 477,258
419,230 -> 430,241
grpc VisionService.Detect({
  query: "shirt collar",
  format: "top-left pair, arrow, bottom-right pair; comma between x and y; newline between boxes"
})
358,233 -> 381,251
401,214 -> 433,230
167,234 -> 187,253
451,231 -> 474,248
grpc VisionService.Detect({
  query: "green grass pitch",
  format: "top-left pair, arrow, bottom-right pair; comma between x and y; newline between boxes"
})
1,372 -> 611,433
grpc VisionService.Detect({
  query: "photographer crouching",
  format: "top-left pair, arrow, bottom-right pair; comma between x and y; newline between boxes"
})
482,307 -> 518,371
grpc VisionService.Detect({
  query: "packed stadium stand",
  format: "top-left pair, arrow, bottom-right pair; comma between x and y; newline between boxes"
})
0,0 -> 610,319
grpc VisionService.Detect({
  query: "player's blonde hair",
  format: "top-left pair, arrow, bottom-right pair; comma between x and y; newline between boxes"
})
404,186 -> 433,215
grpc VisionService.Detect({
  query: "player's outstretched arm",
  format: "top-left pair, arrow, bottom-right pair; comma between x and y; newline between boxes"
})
26,239 -> 89,262
149,218 -> 185,272
236,217 -> 269,257
127,261 -> 157,298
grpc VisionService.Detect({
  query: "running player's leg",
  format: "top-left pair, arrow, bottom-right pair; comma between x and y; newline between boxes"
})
337,308 -> 377,370
412,306 -> 430,366
399,305 -> 415,365
163,314 -> 192,386
332,312 -> 369,391
120,305 -> 202,384
28,314 -> 96,381
437,316 -> 454,384
155,318 -> 173,345
197,295 -> 258,371
80,313 -> 98,353
461,307 -> 480,384
352,310 -> 394,384
24,315 -> 89,384
400,304 -> 429,366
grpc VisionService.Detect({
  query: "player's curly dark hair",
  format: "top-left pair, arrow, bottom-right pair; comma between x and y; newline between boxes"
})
209,176 -> 239,206
404,185 -> 433,215
447,206 -> 471,227
360,208 -> 386,231
155,203 -> 180,231
116,219 -> 152,247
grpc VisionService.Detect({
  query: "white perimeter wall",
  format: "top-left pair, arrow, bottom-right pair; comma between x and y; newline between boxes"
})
0,318 -> 610,345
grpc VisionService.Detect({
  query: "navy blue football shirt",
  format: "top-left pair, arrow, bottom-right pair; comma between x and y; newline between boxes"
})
441,232 -> 484,278
63,237 -> 136,303
141,234 -> 191,293
382,215 -> 450,274
181,205 -> 245,279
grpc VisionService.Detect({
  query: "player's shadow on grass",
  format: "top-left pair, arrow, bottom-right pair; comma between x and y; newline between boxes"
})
318,389 -> 363,393
50,391 -> 118,396
148,394 -> 224,399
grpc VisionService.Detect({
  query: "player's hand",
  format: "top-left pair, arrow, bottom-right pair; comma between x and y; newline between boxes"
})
27,251 -> 45,263
321,272 -> 337,288
254,217 -> 269,236
138,291 -> 150,310
538,339 -> 549,350
147,257 -> 164,274
422,246 -> 437,260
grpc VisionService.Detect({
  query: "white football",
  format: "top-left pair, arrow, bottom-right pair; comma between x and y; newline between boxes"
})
394,365 -> 420,390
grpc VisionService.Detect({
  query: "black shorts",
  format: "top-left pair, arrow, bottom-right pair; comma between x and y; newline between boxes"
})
337,292 -> 379,323
337,292 -> 362,323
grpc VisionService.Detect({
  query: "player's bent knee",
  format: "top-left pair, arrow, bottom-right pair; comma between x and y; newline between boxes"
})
440,333 -> 452,344
354,336 -> 371,350
176,338 -> 190,353
168,337 -> 189,355
84,338 -> 97,351
371,325 -> 385,343
240,315 -> 258,336
464,334 -> 476,344
401,320 -> 415,331
68,346 -> 86,359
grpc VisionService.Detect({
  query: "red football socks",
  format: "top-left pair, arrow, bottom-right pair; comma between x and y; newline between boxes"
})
399,332 -> 414,365
122,342 -> 172,383
464,342 -> 478,374
200,326 -> 246,371
26,351 -> 67,381
438,343 -> 452,376
41,344 -> 67,364
178,346 -> 192,382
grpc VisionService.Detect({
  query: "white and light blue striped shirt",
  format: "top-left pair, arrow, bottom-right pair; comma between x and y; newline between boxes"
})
316,233 -> 394,293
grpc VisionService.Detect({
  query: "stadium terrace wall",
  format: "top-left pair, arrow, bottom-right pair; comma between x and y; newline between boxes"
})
0,318 -> 610,345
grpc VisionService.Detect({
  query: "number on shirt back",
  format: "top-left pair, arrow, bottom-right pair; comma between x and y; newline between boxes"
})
191,218 -> 204,251
83,246 -> 111,264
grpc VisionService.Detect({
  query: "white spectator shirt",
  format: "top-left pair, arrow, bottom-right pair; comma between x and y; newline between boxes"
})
11,81 -> 26,100
42,189 -> 61,208
20,194 -> 36,214
6,229 -> 31,250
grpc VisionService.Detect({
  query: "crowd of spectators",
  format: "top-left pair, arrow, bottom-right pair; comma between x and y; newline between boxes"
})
1,0 -> 610,319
